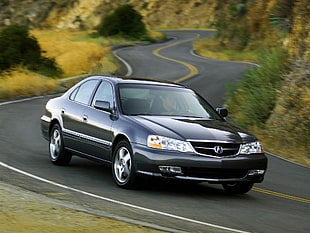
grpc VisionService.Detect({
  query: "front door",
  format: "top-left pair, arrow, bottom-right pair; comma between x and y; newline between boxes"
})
78,81 -> 115,161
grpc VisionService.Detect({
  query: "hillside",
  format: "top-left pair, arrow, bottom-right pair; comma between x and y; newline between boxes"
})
0,0 -> 218,30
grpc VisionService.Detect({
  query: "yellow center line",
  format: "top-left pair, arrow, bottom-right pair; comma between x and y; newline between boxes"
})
252,187 -> 310,204
152,32 -> 200,83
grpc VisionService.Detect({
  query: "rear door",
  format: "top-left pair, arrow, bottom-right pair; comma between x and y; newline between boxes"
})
61,79 -> 100,151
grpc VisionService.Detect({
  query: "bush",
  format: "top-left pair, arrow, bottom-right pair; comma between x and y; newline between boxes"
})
225,47 -> 290,129
98,5 -> 147,40
27,57 -> 63,77
0,25 -> 62,77
0,25 -> 41,71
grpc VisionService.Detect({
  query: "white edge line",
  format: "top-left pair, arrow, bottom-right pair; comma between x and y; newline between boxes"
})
266,152 -> 310,169
190,49 -> 259,67
113,49 -> 133,76
111,36 -> 178,77
0,182 -> 181,233
0,161 -> 248,233
0,96 -> 44,106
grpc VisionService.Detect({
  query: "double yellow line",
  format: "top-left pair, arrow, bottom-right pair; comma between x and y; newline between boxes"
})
253,187 -> 310,204
152,32 -> 200,83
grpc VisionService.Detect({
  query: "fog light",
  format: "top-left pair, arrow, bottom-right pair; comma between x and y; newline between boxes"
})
248,170 -> 265,176
159,166 -> 183,175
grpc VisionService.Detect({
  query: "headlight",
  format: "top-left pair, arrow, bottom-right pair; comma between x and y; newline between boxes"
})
147,135 -> 193,153
239,141 -> 264,154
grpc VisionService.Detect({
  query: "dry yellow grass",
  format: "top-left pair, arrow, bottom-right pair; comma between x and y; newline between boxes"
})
249,127 -> 310,167
31,30 -> 118,77
147,31 -> 166,41
0,30 -> 120,100
0,68 -> 58,99
0,183 -> 163,233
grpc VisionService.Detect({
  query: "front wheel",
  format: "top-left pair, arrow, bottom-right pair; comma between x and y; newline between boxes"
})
49,124 -> 72,166
222,182 -> 254,194
112,140 -> 137,189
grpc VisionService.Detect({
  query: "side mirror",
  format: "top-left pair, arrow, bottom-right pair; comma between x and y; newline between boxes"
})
94,100 -> 112,113
216,107 -> 228,118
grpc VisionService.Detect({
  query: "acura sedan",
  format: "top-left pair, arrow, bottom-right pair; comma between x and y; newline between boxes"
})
41,76 -> 267,194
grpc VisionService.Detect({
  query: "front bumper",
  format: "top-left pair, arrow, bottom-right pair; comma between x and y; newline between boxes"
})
133,144 -> 267,183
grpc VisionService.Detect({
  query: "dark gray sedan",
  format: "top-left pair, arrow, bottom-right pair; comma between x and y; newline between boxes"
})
41,76 -> 267,193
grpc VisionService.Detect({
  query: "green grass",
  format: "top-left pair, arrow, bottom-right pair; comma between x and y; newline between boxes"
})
193,38 -> 258,62
70,32 -> 110,46
225,47 -> 289,128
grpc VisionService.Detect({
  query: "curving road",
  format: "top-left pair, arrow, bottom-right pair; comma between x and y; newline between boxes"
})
115,30 -> 253,107
0,30 -> 309,233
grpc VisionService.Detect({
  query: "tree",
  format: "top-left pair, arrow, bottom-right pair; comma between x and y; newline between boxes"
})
98,5 -> 147,40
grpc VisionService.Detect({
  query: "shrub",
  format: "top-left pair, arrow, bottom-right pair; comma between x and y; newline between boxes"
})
225,47 -> 290,129
27,57 -> 63,77
0,25 -> 41,71
98,4 -> 147,40
0,25 -> 62,77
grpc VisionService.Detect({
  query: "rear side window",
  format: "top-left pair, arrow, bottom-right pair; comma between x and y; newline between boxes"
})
71,80 -> 99,105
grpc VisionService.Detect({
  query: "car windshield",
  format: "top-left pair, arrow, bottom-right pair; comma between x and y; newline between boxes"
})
118,84 -> 221,119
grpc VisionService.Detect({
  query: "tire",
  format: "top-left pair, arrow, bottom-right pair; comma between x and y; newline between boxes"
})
49,124 -> 72,166
112,140 -> 137,189
222,182 -> 254,194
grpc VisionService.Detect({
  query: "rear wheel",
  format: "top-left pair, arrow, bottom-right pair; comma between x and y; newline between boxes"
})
222,182 -> 254,194
112,140 -> 137,189
49,124 -> 72,166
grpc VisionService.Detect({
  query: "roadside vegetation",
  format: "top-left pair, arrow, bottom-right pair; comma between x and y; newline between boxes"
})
0,68 -> 59,99
0,25 -> 62,77
0,28 -> 117,99
193,38 -> 258,62
0,5 -> 165,100
194,0 -> 309,166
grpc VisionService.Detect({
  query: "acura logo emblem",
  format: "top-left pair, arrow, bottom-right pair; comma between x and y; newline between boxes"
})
213,146 -> 223,154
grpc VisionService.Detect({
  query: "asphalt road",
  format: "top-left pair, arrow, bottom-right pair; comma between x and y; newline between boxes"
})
0,30 -> 309,233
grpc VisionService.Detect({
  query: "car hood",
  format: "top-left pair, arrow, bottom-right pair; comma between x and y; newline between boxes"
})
132,116 -> 256,143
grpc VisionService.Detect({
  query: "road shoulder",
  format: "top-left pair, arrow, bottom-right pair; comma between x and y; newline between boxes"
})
0,181 -> 166,233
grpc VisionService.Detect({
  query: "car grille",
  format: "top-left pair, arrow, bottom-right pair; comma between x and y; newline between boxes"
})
189,141 -> 240,157
183,168 -> 248,179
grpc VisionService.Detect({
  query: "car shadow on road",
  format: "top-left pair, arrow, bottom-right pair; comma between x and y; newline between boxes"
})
67,158 -> 257,201
132,176 -> 256,200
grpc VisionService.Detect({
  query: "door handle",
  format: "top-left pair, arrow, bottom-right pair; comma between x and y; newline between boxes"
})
83,115 -> 88,121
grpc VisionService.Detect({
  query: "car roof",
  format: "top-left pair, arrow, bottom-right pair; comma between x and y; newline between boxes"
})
85,75 -> 185,88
